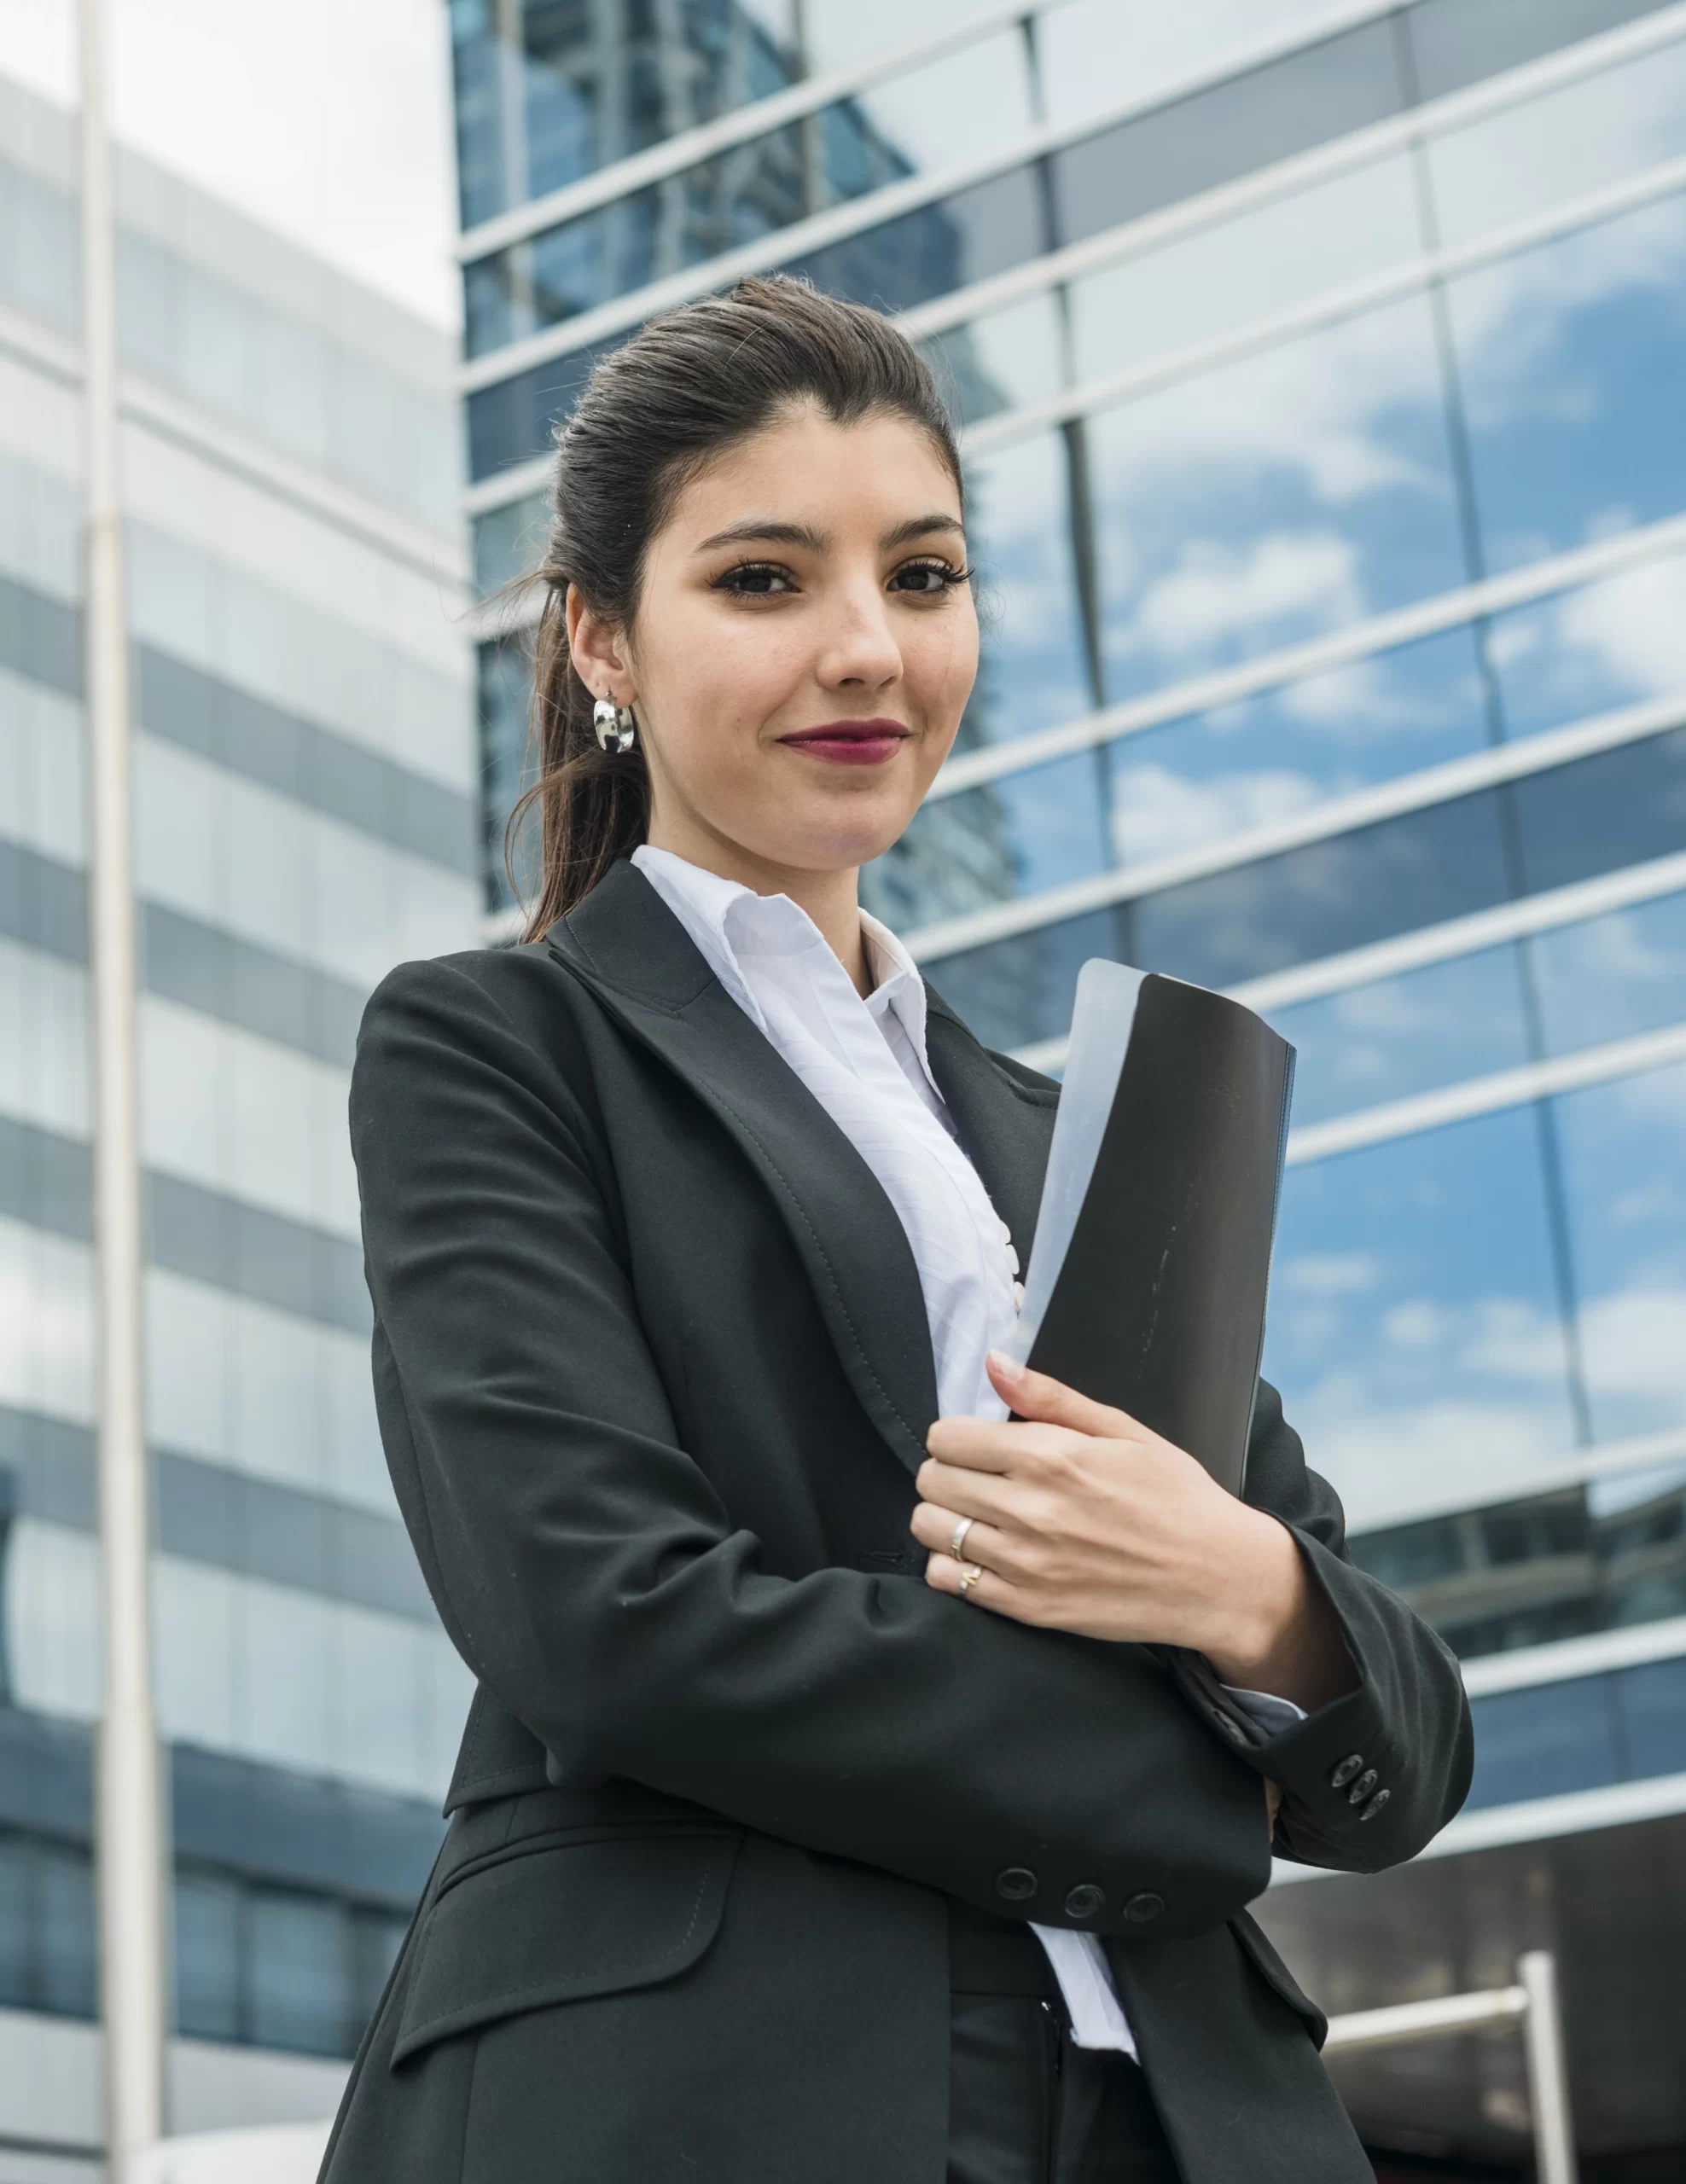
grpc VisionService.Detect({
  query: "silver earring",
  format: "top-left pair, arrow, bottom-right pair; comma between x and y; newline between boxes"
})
592,694 -> 637,754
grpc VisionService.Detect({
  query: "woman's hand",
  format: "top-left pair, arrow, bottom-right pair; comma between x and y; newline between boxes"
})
910,1352 -> 1356,1714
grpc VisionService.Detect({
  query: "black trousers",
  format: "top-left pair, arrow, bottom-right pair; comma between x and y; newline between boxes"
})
947,1903 -> 1183,2184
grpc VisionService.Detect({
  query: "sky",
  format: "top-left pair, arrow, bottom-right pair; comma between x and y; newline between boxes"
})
0,0 -> 461,326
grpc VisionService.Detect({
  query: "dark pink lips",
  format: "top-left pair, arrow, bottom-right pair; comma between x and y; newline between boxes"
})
776,719 -> 910,766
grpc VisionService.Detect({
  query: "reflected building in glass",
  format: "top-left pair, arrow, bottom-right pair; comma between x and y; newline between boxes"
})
454,0 -> 1686,2169
0,73 -> 476,2162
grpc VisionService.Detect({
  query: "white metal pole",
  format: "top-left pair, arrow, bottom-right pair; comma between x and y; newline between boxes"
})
78,0 -> 169,2174
1519,1951 -> 1579,2184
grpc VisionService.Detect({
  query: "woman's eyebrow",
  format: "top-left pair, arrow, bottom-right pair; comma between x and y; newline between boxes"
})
881,514 -> 966,549
695,519 -> 828,553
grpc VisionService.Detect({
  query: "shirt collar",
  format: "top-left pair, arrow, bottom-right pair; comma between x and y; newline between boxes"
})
631,845 -> 938,1085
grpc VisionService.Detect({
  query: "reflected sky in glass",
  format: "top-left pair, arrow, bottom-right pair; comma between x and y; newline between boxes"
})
1427,31 -> 1686,249
1265,1107 -> 1580,1528
1531,887 -> 1686,1054
1087,293 -> 1468,705
1448,189 -> 1686,572
1487,553 -> 1686,739
1069,154 -> 1420,387
965,431 -> 1094,741
1268,944 -> 1531,1128
1553,1058 -> 1686,1445
1107,623 -> 1489,870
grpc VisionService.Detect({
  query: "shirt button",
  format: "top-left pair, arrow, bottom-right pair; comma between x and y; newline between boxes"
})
1358,1787 -> 1391,1822
1329,1753 -> 1365,1789
1346,1769 -> 1379,1805
1064,1883 -> 1105,1920
1012,1283 -> 1026,1312
1124,1892 -> 1164,1925
1003,1240 -> 1020,1275
995,1867 -> 1038,1902
997,1219 -> 1013,1245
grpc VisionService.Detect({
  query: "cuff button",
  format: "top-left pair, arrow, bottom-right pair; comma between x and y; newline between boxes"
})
1329,1753 -> 1365,1789
1064,1883 -> 1106,1920
1358,1787 -> 1391,1822
995,1867 -> 1038,1902
1124,1891 -> 1164,1925
1346,1769 -> 1379,1805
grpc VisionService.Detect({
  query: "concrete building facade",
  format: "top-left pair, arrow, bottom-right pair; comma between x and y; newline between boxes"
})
0,73 -> 476,2177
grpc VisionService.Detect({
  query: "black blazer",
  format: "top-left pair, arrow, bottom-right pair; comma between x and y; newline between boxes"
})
320,857 -> 1472,2184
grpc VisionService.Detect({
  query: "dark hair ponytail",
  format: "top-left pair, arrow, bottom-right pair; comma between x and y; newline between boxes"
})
508,274 -> 963,938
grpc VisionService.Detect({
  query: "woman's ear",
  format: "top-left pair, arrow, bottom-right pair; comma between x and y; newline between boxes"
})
566,584 -> 634,703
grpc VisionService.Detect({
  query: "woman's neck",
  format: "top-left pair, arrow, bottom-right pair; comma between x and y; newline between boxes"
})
644,822 -> 869,996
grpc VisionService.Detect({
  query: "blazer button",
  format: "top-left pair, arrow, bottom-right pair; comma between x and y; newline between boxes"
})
1124,1892 -> 1164,1925
1358,1787 -> 1392,1822
1329,1753 -> 1365,1789
1346,1769 -> 1379,1805
996,1867 -> 1038,1902
1064,1883 -> 1106,1920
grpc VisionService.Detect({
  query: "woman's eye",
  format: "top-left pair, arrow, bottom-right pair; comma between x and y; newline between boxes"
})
714,562 -> 794,596
890,559 -> 969,595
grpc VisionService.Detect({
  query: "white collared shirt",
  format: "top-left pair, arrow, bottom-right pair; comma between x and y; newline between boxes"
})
632,844 -> 1147,2049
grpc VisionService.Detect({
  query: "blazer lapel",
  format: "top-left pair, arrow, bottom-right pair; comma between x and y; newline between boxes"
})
550,861 -> 939,1475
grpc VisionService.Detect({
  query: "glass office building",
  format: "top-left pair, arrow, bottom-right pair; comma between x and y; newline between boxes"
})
456,1 -> 1686,2170
0,73 -> 476,2170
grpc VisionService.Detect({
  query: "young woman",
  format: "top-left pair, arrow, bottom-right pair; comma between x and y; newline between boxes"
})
322,276 -> 1470,2184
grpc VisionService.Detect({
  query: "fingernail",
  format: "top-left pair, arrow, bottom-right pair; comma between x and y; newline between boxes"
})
987,1349 -> 1024,1381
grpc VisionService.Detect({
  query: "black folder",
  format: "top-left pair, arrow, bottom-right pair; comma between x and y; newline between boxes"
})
1004,962 -> 1295,1497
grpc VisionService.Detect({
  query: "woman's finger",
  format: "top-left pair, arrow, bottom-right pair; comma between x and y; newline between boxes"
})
922,1548 -> 1027,1617
985,1350 -> 1146,1443
909,1500 -> 1014,1570
914,1457 -> 1032,1531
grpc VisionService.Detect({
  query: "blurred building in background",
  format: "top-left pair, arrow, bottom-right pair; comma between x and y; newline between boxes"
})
0,71 -> 476,2172
457,0 -> 1686,2172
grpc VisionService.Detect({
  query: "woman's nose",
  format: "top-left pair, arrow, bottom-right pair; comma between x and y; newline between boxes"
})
818,587 -> 904,689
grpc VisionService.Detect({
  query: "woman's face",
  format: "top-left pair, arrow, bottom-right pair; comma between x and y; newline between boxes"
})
571,403 -> 978,884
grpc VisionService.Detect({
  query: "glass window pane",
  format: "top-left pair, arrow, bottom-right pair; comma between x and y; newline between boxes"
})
175,1869 -> 242,2042
1265,1106 -> 1582,1528
1489,555 -> 1686,741
1448,189 -> 1686,573
1106,624 -> 1491,874
38,1839 -> 96,2018
248,1890 -> 351,2055
869,751 -> 1111,933
920,292 -> 1064,431
1513,725 -> 1686,898
1086,295 -> 1468,712
965,432 -> 1096,746
1552,1056 -> 1686,1447
1619,1656 -> 1686,1778
1137,786 -> 1512,990
1267,944 -> 1532,1129
1465,1676 -> 1619,1810
1040,0 -> 1382,131
1531,888 -> 1686,1056
1069,155 -> 1421,388
1427,31 -> 1686,248
0,1835 -> 31,2010
473,491 -> 550,597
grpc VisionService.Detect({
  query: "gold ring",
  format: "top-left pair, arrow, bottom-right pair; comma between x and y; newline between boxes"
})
957,1564 -> 985,1599
949,1516 -> 976,1562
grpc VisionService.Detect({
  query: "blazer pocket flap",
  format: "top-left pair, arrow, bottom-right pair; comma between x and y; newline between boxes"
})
1230,1912 -> 1328,2048
392,1830 -> 741,2067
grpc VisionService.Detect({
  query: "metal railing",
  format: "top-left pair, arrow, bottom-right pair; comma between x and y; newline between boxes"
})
1323,1949 -> 1578,2184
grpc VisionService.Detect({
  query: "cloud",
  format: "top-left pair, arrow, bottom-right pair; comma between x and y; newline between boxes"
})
1128,531 -> 1363,657
1109,758 -> 1321,862
1281,1252 -> 1378,1297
